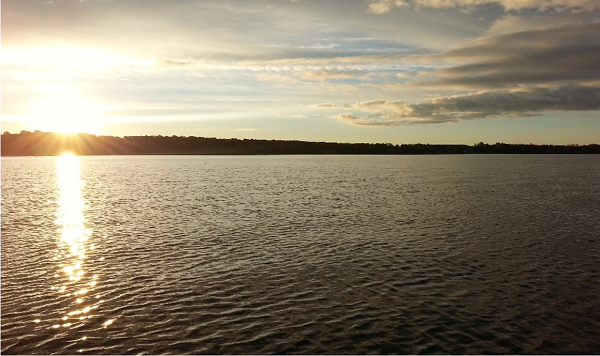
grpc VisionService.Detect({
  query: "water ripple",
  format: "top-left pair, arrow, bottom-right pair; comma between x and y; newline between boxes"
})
2,155 -> 600,354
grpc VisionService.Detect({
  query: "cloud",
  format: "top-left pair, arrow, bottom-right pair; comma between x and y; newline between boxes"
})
368,0 -> 408,14
298,71 -> 357,80
256,73 -> 303,84
333,113 -> 396,126
414,23 -> 600,90
335,85 -> 600,126
290,114 -> 308,119
368,0 -> 600,13
312,103 -> 338,109
254,72 -> 362,92
231,53 -> 423,72
486,14 -> 592,35
5,0 -> 599,142
157,59 -> 193,68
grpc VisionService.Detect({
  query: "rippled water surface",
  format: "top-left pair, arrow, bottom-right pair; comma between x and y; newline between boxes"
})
2,155 -> 600,354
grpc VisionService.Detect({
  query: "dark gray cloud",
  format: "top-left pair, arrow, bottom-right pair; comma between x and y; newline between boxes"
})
335,85 -> 600,126
334,21 -> 600,128
368,0 -> 600,13
416,23 -> 600,89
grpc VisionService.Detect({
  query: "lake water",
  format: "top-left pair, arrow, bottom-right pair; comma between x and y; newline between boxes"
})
2,155 -> 599,354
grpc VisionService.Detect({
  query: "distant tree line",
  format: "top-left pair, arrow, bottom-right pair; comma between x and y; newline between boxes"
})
2,131 -> 599,156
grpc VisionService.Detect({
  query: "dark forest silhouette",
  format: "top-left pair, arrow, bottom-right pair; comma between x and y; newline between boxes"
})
2,131 -> 599,156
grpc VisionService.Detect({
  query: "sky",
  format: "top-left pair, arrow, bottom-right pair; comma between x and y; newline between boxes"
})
2,0 -> 599,144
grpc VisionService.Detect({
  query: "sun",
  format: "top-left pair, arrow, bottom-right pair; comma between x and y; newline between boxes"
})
28,96 -> 104,134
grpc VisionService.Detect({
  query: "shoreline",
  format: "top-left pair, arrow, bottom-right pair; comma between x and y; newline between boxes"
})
2,131 -> 599,156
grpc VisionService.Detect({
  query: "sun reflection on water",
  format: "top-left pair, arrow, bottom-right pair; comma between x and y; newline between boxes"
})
49,153 -> 109,331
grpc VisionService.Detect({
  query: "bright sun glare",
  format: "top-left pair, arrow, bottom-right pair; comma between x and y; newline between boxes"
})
29,96 -> 103,134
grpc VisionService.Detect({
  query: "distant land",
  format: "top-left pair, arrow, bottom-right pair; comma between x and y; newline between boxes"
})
2,131 -> 599,156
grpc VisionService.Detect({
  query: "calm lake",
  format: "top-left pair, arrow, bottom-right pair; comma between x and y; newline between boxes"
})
2,155 -> 599,354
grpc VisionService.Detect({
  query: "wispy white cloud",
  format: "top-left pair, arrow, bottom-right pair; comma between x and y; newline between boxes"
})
486,13 -> 593,35
368,0 -> 409,14
298,71 -> 357,80
312,103 -> 338,109
256,73 -> 304,84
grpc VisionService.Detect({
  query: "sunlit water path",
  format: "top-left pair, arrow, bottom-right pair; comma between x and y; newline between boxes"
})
2,155 -> 600,354
2,154 -> 111,353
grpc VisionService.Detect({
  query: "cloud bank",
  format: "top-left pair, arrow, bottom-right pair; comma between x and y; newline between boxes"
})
335,85 -> 600,126
331,20 -> 600,128
417,23 -> 600,90
368,0 -> 600,13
